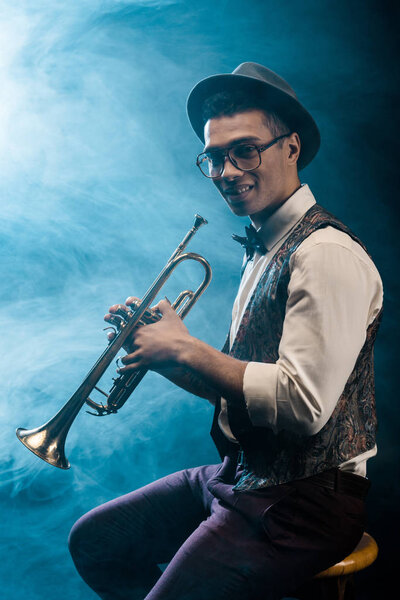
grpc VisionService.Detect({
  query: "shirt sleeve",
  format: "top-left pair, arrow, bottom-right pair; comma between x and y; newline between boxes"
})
243,231 -> 383,436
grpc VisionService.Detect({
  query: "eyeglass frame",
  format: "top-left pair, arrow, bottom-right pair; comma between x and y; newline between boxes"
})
196,132 -> 292,179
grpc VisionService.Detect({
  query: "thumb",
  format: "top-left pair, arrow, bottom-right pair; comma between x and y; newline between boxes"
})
155,297 -> 175,316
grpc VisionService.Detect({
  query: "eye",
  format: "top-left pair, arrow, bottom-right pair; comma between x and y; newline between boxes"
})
206,151 -> 224,166
232,144 -> 258,160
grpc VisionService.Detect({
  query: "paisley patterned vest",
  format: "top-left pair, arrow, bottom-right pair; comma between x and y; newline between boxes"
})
211,204 -> 382,491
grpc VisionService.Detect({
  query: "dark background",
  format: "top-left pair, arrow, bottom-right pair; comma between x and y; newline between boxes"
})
0,1 -> 398,597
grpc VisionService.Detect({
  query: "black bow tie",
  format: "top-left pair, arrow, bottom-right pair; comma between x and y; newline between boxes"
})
232,225 -> 267,259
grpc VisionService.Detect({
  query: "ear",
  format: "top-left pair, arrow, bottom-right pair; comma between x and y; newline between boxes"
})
287,132 -> 301,166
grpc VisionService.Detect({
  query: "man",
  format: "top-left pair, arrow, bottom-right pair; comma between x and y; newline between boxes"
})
69,62 -> 383,599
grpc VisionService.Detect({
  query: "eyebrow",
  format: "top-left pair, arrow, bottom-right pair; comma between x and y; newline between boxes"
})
203,136 -> 262,152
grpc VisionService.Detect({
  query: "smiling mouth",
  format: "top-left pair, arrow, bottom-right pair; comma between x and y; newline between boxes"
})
224,184 -> 254,198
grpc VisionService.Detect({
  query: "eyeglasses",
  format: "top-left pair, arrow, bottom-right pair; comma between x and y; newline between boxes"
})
196,133 -> 291,179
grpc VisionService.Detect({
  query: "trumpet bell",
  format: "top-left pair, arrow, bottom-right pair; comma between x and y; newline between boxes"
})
16,424 -> 70,470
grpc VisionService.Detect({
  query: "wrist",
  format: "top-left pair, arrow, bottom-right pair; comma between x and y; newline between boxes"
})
174,334 -> 201,367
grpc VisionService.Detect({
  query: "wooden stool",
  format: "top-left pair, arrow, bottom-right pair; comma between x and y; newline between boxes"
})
290,533 -> 378,600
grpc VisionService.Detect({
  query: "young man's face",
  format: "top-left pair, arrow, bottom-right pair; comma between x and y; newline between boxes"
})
203,110 -> 297,226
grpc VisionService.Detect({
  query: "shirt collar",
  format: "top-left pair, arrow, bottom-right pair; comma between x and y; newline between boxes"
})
254,184 -> 316,252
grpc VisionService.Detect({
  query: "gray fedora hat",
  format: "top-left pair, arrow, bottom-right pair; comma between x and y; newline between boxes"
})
187,62 -> 320,170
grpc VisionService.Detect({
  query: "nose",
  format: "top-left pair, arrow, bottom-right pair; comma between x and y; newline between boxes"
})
221,155 -> 244,179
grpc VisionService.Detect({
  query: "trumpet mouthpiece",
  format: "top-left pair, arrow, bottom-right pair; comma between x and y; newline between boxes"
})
194,214 -> 208,229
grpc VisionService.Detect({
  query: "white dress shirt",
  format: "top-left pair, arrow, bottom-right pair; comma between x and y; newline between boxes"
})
219,184 -> 383,477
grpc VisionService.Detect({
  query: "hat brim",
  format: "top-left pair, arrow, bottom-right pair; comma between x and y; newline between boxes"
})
187,73 -> 320,170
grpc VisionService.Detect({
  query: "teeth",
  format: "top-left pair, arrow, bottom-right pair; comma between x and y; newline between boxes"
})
233,186 -> 250,194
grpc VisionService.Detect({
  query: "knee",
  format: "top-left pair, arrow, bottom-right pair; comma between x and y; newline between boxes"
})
68,510 -> 100,568
68,516 -> 86,565
68,510 -> 117,592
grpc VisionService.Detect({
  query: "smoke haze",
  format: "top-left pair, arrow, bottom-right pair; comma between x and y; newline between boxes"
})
0,1 -> 398,598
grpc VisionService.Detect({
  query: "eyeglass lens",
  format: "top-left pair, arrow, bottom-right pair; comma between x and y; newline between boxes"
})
198,144 -> 261,178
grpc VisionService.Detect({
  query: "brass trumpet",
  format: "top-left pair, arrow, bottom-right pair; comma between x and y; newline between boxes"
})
16,214 -> 212,469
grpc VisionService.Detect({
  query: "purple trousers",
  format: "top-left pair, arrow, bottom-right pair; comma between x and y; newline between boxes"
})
68,458 -> 366,600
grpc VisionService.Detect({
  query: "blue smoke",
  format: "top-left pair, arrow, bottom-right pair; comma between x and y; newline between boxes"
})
0,1 -> 397,598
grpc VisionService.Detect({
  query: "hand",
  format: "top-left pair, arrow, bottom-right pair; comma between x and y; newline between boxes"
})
105,298 -> 191,372
104,297 -> 140,352
104,298 -> 246,404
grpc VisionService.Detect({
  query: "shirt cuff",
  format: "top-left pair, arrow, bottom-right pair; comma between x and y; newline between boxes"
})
243,361 -> 279,432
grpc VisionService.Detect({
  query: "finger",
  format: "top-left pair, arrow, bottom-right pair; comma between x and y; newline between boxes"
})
125,297 -> 160,319
117,360 -> 145,374
120,350 -> 142,366
154,298 -> 175,316
108,304 -> 123,313
105,327 -> 135,347
104,313 -> 126,329
107,330 -> 116,342
125,296 -> 141,306
117,352 -> 145,373
105,305 -> 130,324
109,304 -> 131,316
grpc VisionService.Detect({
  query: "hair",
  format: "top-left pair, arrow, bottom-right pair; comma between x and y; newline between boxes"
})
201,90 -> 290,146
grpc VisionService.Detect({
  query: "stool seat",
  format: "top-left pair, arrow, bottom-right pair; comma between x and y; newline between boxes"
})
315,532 -> 378,578
291,533 -> 378,600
